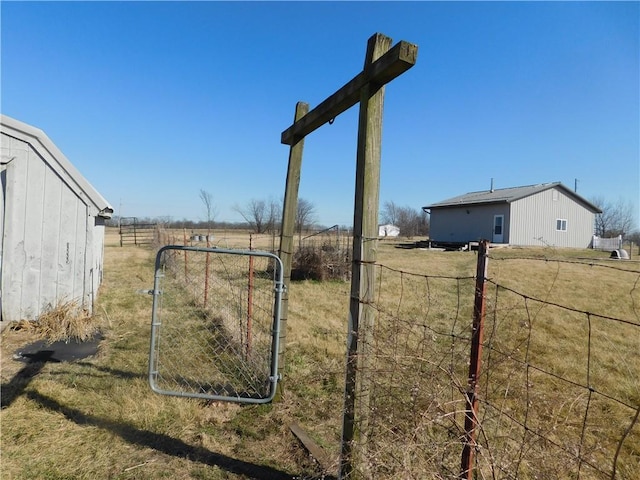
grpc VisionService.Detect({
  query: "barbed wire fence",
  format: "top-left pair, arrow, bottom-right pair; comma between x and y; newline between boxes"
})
344,245 -> 640,479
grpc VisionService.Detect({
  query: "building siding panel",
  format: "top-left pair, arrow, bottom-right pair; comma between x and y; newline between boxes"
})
1,117 -> 111,326
0,133 -> 97,321
40,161 -> 64,310
430,203 -> 510,244
510,188 -> 595,248
57,185 -> 82,305
2,138 -> 29,319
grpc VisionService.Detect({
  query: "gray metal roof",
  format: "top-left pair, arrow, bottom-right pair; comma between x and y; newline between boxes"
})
1,114 -> 113,218
423,182 -> 602,213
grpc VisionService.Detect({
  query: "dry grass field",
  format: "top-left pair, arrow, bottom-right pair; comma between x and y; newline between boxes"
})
1,228 -> 638,479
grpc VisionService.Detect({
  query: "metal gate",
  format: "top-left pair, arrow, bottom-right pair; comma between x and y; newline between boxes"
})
149,245 -> 284,404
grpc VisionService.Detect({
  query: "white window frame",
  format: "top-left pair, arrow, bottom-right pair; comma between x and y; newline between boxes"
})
556,219 -> 567,231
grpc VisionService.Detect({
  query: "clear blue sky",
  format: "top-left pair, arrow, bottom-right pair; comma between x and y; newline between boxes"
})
2,1 -> 638,228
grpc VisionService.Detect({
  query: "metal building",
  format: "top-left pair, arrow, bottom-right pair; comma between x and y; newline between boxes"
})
423,182 -> 602,248
0,115 -> 113,328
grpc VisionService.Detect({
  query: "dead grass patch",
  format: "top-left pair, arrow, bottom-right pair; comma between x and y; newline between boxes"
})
1,230 -> 638,479
7,300 -> 102,343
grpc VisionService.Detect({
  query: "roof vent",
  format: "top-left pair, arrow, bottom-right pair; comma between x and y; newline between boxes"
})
490,178 -> 494,193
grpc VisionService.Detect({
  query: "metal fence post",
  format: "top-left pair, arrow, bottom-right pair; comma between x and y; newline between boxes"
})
247,234 -> 254,357
183,228 -> 188,281
461,239 -> 489,479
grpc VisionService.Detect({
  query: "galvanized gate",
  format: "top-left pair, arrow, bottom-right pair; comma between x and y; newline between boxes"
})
149,245 -> 284,404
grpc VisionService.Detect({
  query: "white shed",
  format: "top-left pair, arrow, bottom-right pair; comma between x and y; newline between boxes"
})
1,115 -> 113,328
379,224 -> 400,237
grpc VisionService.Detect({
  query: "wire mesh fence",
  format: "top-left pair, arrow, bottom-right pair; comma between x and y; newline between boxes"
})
345,251 -> 640,479
294,226 -> 352,281
149,229 -> 639,478
148,245 -> 283,404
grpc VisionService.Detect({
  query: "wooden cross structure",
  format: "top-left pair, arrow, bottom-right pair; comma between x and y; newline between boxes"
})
278,33 -> 417,478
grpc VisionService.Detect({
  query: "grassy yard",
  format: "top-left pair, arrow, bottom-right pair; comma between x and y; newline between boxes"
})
1,229 -> 638,479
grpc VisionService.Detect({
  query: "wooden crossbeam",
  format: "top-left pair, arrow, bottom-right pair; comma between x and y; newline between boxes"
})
281,38 -> 417,145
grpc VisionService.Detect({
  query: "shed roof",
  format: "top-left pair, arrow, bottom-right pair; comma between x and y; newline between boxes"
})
1,114 -> 113,218
423,182 -> 601,213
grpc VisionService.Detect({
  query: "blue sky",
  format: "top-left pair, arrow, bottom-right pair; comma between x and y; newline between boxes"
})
2,1 -> 638,228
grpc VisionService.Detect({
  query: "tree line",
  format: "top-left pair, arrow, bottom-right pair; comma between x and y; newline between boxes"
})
107,190 -> 637,242
590,196 -> 637,239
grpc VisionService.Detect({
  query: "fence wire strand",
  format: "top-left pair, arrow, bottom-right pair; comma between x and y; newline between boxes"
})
347,254 -> 640,479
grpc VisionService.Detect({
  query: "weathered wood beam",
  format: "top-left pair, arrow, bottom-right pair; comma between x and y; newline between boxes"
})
290,422 -> 334,473
276,101 -> 308,399
281,38 -> 417,145
340,32 -> 391,480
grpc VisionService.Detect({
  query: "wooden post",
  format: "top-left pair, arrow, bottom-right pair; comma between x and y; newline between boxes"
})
461,240 -> 489,479
133,219 -> 138,246
279,32 -> 417,474
340,33 -> 392,480
277,101 -> 309,395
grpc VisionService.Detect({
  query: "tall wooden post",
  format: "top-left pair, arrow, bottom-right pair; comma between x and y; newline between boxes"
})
277,101 -> 309,395
280,32 -> 417,476
340,33 -> 392,479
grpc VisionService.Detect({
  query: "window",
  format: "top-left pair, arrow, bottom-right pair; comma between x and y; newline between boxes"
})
494,216 -> 503,234
556,219 -> 567,231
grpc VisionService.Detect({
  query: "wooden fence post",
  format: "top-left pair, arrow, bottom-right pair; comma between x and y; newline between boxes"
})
277,101 -> 309,396
278,33 -> 417,474
461,239 -> 490,479
340,33 -> 392,479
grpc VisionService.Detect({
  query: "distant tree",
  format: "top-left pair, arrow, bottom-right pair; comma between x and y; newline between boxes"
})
234,199 -> 266,233
199,189 -> 217,233
381,200 -> 401,226
295,198 -> 317,235
267,197 -> 282,233
233,197 -> 282,234
590,196 -> 636,237
105,215 -> 120,228
381,201 -> 429,238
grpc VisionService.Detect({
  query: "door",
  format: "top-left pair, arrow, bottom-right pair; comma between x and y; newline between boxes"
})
492,215 -> 504,243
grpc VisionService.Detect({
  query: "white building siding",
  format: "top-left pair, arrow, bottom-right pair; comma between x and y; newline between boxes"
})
0,115 -> 111,325
1,134 -> 93,320
509,187 -> 595,248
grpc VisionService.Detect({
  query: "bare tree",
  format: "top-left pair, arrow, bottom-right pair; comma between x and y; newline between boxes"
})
295,198 -> 317,235
381,200 -> 400,226
591,196 -> 636,237
381,201 -> 429,238
233,197 -> 282,234
266,197 -> 282,233
199,189 -> 217,233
